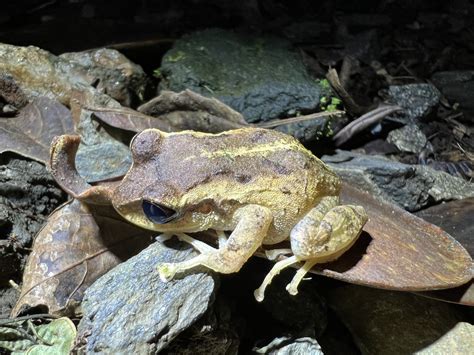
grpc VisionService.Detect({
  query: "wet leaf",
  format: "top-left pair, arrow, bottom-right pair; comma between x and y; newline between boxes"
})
0,317 -> 76,355
261,183 -> 472,292
137,90 -> 248,132
0,97 -> 74,163
12,199 -> 153,317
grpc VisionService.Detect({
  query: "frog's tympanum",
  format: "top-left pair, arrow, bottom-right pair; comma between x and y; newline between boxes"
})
50,128 -> 368,301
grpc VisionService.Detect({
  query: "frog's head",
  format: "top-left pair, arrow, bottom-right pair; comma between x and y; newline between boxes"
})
50,131 -> 216,233
112,129 -> 197,232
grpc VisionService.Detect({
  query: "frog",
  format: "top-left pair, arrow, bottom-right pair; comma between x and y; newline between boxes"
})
50,127 -> 368,301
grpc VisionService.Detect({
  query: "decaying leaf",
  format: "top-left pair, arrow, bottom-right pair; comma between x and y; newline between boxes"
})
137,90 -> 248,132
12,199 -> 153,317
260,183 -> 472,294
0,317 -> 76,354
85,105 -> 176,133
0,97 -> 74,163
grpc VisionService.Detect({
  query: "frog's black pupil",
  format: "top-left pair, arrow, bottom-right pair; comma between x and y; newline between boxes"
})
142,200 -> 176,224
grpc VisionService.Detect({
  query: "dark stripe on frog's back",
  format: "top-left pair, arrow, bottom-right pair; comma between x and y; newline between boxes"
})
156,128 -> 322,193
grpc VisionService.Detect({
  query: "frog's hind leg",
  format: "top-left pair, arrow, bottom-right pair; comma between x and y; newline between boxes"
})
286,196 -> 367,296
157,205 -> 272,282
254,196 -> 367,301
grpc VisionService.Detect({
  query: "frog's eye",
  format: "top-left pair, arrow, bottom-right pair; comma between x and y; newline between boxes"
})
142,200 -> 177,224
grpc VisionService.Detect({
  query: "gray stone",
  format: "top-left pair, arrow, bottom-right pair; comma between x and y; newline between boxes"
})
387,124 -> 432,154
415,322 -> 474,354
60,48 -> 147,106
254,336 -> 324,355
431,71 -> 474,118
387,84 -> 441,123
76,242 -> 216,354
326,285 -> 467,355
322,150 -> 474,211
159,29 -> 325,122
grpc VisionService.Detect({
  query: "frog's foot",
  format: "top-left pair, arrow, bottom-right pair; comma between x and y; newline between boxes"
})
157,263 -> 178,282
254,256 -> 299,302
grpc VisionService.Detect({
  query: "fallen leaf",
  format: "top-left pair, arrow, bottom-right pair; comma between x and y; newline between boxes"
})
260,183 -> 472,293
0,97 -> 74,163
0,317 -> 76,354
137,90 -> 248,132
12,199 -> 153,317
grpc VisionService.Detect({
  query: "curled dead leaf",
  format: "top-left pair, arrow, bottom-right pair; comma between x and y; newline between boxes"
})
12,199 -> 153,317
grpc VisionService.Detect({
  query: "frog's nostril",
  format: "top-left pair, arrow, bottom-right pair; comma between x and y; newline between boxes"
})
142,200 -> 177,224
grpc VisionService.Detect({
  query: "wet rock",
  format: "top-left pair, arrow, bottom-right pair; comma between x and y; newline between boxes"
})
159,29 -> 325,122
431,71 -> 474,119
387,124 -> 432,154
416,322 -> 474,354
254,336 -> 323,354
76,241 -> 216,354
60,48 -> 148,106
322,150 -> 474,211
326,285 -> 467,355
0,157 -> 65,282
386,84 -> 441,124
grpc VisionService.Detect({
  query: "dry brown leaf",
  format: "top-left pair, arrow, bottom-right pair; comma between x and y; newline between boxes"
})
137,90 -> 248,132
12,199 -> 153,317
0,97 -> 74,163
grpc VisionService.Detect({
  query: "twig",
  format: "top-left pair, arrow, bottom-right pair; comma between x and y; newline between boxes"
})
326,68 -> 366,116
332,105 -> 402,146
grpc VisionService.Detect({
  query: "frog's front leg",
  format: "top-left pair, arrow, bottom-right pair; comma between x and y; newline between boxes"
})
254,196 -> 367,301
158,205 -> 272,281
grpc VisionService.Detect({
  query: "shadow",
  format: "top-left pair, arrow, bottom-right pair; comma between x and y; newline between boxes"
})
313,230 -> 373,273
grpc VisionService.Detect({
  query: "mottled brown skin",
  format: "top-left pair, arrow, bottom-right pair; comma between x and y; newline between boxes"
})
110,128 -> 368,301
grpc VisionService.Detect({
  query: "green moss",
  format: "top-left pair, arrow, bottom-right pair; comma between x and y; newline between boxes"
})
153,68 -> 162,79
165,50 -> 186,63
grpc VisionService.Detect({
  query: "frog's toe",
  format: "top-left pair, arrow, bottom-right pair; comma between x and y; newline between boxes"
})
285,259 -> 318,296
157,263 -> 177,282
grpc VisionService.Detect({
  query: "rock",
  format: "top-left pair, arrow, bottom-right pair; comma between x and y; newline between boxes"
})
0,158 -> 65,281
0,43 -> 142,107
386,84 -> 441,124
322,150 -> 474,211
76,241 -> 217,354
326,285 -> 467,355
415,322 -> 474,354
431,71 -> 474,120
254,336 -> 324,354
387,124 -> 432,154
159,29 -> 325,122
60,48 -> 148,106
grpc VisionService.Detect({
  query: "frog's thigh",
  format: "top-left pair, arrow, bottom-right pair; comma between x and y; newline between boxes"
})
157,205 -> 272,281
286,203 -> 368,295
